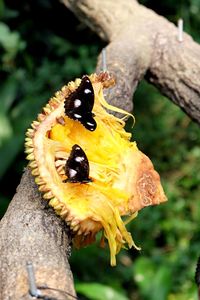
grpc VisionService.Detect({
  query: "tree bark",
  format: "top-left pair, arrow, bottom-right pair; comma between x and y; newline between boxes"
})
62,0 -> 200,124
0,168 -> 76,300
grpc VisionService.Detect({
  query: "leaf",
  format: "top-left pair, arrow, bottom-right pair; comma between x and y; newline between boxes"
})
133,257 -> 172,300
0,75 -> 18,113
75,283 -> 128,300
0,22 -> 25,64
0,111 -> 13,146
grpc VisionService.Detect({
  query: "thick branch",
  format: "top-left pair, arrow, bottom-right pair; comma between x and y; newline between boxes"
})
62,0 -> 200,124
0,168 -> 76,300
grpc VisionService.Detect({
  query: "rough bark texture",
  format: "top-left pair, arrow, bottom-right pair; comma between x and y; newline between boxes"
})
62,0 -> 200,124
0,168 -> 76,300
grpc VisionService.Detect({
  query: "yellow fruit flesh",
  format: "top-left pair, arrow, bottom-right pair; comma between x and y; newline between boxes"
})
48,87 -> 138,265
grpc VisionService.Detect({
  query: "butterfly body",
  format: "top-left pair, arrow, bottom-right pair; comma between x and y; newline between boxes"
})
65,144 -> 92,183
64,76 -> 97,131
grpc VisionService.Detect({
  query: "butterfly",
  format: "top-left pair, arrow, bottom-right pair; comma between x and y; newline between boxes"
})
64,76 -> 97,131
65,144 -> 92,183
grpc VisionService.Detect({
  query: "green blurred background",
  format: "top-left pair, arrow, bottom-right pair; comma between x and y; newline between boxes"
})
0,0 -> 200,299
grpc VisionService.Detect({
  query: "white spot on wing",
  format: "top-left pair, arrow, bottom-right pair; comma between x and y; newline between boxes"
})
84,88 -> 91,94
74,99 -> 81,108
74,113 -> 82,119
69,169 -> 77,178
87,121 -> 93,126
75,156 -> 84,162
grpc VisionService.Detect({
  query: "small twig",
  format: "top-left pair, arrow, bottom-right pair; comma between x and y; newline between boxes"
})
39,286 -> 79,299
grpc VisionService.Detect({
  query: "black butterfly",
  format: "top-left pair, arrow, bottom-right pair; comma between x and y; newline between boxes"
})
64,76 -> 97,131
65,144 -> 92,183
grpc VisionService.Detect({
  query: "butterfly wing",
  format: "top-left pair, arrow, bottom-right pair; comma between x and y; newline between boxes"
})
65,144 -> 91,183
64,76 -> 96,131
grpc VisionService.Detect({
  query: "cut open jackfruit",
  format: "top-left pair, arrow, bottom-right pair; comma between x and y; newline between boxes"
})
25,72 -> 167,266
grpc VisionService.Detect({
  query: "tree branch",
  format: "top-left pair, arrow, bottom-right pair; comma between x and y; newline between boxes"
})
62,0 -> 200,124
0,168 -> 76,300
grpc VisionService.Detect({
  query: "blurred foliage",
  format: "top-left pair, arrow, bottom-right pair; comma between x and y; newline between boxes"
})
0,0 -> 200,299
